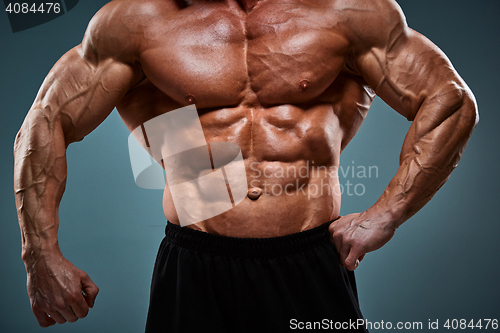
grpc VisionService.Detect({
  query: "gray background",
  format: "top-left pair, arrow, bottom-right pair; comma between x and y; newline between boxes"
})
1,1 -> 498,332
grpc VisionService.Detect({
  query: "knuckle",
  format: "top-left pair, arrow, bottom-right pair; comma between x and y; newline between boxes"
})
342,234 -> 353,245
332,231 -> 343,241
65,293 -> 77,303
70,288 -> 84,302
31,302 -> 42,312
81,270 -> 91,278
79,308 -> 90,318
351,238 -> 362,248
33,301 -> 51,315
53,299 -> 66,311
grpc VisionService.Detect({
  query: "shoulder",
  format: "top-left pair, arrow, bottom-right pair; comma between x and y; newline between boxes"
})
333,0 -> 409,52
81,0 -> 179,63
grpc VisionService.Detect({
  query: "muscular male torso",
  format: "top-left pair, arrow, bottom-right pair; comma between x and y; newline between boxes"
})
115,0 -> 375,237
13,0 -> 478,326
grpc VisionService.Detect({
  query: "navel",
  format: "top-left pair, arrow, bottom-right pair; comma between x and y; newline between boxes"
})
247,187 -> 262,200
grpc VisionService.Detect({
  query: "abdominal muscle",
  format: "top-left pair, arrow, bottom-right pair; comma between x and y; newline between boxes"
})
162,103 -> 343,238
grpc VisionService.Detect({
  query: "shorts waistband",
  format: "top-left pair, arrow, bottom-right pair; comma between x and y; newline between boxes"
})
164,219 -> 337,258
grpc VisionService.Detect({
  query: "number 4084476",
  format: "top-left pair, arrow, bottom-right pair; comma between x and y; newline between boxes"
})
443,319 -> 498,330
5,3 -> 61,14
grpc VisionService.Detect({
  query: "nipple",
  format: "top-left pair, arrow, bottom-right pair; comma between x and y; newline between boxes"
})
247,187 -> 262,200
299,79 -> 310,91
186,94 -> 196,104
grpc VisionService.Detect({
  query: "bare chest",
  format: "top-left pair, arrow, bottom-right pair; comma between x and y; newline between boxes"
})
138,3 -> 350,108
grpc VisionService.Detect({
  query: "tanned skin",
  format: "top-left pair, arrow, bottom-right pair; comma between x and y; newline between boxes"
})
14,0 -> 478,327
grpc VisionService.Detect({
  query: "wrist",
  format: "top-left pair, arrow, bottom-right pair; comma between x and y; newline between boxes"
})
21,240 -> 61,264
364,202 -> 407,231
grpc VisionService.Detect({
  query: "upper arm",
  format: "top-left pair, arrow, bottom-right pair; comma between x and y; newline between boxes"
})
28,1 -> 143,145
344,0 -> 477,125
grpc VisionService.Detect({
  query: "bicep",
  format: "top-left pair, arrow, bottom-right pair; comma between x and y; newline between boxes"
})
353,23 -> 477,171
30,44 -> 139,145
355,27 -> 470,123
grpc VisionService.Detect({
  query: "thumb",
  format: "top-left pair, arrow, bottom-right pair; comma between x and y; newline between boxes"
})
81,272 -> 99,308
345,246 -> 364,271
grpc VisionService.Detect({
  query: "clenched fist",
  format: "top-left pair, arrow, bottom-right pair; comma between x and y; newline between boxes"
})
25,250 -> 99,327
329,211 -> 397,271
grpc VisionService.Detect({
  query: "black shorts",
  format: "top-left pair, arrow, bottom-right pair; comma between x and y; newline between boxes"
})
145,221 -> 367,332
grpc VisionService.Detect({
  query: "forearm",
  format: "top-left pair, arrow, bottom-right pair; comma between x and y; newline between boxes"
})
14,107 -> 67,263
13,45 -> 138,260
370,89 -> 478,228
